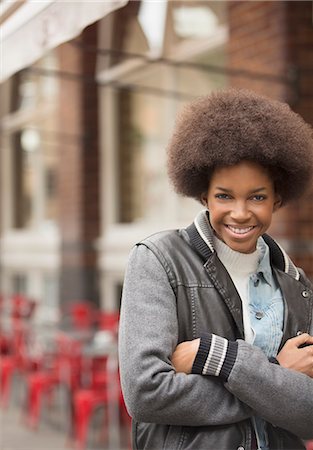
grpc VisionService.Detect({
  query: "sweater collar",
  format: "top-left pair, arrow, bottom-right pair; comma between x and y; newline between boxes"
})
188,209 -> 300,281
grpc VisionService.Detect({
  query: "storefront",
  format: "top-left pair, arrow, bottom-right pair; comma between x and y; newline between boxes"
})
1,1 -> 312,322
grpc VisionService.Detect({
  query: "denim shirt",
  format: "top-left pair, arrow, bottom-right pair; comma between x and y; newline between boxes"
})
249,239 -> 284,450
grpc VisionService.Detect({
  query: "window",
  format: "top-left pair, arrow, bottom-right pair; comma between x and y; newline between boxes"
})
11,54 -> 58,113
12,125 -> 58,230
5,52 -> 59,231
100,1 -> 228,225
98,1 -> 229,312
11,273 -> 28,295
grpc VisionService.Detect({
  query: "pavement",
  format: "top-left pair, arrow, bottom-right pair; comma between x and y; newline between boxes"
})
0,403 -> 69,450
0,377 -> 74,450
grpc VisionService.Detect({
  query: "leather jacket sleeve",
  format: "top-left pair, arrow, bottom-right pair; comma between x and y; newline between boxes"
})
119,244 -> 253,426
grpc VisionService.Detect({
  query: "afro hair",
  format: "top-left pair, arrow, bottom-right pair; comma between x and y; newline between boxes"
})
167,88 -> 313,205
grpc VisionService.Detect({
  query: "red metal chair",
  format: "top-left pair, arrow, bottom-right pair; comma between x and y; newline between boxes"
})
0,296 -> 38,408
0,335 -> 10,355
10,294 -> 36,321
0,322 -> 27,406
0,331 -> 41,407
23,301 -> 99,429
66,302 -> 96,330
73,356 -> 110,448
72,310 -> 129,449
72,359 -> 130,449
24,332 -> 82,429
96,311 -> 120,334
0,295 -> 10,355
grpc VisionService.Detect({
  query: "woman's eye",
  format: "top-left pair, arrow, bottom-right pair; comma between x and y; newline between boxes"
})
252,195 -> 266,201
215,193 -> 230,200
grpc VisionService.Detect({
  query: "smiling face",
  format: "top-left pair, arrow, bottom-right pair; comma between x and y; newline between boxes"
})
202,160 -> 281,254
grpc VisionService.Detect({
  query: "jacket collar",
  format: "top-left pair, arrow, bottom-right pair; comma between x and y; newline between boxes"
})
186,210 -> 300,281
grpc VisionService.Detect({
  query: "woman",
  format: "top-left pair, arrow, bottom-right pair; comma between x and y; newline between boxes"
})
119,89 -> 313,450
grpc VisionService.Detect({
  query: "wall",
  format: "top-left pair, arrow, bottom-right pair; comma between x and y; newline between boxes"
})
285,1 -> 313,276
228,1 -> 313,278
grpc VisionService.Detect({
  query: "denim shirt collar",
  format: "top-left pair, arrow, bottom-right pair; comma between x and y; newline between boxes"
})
256,238 -> 273,286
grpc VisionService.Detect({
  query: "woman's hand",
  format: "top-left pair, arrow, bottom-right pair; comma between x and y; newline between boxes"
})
172,333 -> 313,378
276,333 -> 313,378
171,338 -> 200,374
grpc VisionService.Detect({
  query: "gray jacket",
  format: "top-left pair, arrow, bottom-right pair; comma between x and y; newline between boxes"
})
119,217 -> 313,450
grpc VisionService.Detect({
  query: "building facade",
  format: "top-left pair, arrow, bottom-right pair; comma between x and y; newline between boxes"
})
0,1 -> 312,322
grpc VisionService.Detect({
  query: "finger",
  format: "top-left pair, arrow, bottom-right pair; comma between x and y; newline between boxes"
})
289,333 -> 311,346
298,333 -> 313,347
298,339 -> 313,349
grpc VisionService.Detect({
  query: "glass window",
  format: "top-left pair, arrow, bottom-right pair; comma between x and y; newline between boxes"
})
10,52 -> 59,113
12,129 -> 34,228
7,51 -> 59,231
12,125 -> 58,230
170,1 -> 227,42
117,90 -> 172,223
12,273 -> 28,295
110,1 -> 228,224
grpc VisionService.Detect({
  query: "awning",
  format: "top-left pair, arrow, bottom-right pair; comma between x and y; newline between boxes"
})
0,0 -> 128,83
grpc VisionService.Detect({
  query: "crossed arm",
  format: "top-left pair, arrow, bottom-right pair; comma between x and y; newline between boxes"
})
171,333 -> 313,439
172,333 -> 313,377
119,244 -> 313,439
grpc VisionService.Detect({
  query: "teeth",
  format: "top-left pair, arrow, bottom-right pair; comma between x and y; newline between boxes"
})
227,225 -> 254,235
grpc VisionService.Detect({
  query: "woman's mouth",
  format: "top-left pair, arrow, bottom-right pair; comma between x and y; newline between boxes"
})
226,225 -> 255,235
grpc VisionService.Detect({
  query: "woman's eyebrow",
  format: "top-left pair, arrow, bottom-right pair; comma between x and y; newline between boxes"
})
214,186 -> 267,193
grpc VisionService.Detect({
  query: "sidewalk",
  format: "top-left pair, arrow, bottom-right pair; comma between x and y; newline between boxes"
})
0,403 -> 69,450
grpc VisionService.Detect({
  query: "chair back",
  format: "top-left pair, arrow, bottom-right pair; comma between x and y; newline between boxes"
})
97,311 -> 120,333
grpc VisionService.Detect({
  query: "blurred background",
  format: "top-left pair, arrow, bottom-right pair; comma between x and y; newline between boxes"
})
0,1 -> 312,449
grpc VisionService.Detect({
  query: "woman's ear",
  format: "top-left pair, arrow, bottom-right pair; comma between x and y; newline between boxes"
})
273,194 -> 282,211
200,193 -> 208,208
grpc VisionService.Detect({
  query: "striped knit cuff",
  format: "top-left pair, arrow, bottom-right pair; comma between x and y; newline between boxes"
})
269,356 -> 280,365
191,333 -> 238,381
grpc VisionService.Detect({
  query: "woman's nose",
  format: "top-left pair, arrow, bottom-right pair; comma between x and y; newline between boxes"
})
230,202 -> 251,221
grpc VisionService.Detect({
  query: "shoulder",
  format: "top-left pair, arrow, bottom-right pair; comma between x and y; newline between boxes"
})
134,228 -> 189,267
138,229 -> 183,249
137,227 -> 196,258
124,229 -> 191,288
130,228 -> 205,284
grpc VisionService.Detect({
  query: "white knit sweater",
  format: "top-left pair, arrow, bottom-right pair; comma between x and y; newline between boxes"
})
213,235 -> 260,344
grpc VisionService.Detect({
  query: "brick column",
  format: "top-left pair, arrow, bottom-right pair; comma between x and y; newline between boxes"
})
57,24 -> 100,305
284,1 -> 313,277
228,1 -> 313,278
